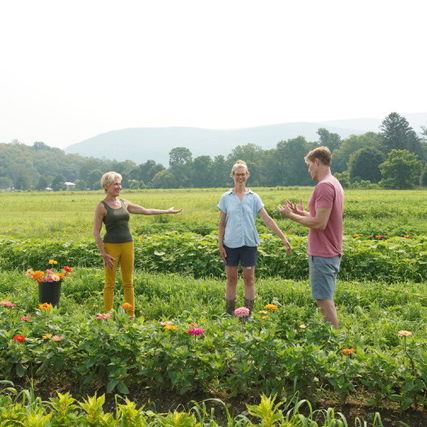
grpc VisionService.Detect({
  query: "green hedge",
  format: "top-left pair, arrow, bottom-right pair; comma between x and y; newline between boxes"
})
1,233 -> 426,282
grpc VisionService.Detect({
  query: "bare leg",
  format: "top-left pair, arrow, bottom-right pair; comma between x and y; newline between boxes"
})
225,266 -> 238,300
316,299 -> 338,329
242,267 -> 255,300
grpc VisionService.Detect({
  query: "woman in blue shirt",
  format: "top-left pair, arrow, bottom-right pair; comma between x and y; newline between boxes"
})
218,160 -> 291,317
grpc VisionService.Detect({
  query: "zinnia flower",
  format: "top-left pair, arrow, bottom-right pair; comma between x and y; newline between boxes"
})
262,316 -> 269,320
342,348 -> 356,356
51,336 -> 64,342
234,307 -> 250,318
25,268 -> 34,277
13,335 -> 25,343
63,266 -> 72,273
165,324 -> 178,331
258,310 -> 268,315
96,313 -> 111,320
398,330 -> 412,337
49,260 -> 58,265
32,271 -> 45,281
160,321 -> 172,326
188,327 -> 204,336
1,301 -> 16,307
121,302 -> 133,310
21,315 -> 31,322
50,274 -> 61,282
264,304 -> 278,311
39,303 -> 52,311
43,334 -> 53,340
353,234 -> 360,237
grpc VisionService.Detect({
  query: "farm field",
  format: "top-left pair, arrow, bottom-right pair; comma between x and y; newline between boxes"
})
0,188 -> 427,426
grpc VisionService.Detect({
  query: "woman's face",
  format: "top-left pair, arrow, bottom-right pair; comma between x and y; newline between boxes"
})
106,178 -> 122,196
233,166 -> 248,186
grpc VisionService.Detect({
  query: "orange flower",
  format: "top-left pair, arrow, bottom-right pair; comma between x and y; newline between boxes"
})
39,303 -> 52,311
57,273 -> 65,279
32,271 -> 45,281
165,324 -> 178,331
264,304 -> 278,311
63,266 -> 72,273
121,303 -> 133,310
342,348 -> 356,356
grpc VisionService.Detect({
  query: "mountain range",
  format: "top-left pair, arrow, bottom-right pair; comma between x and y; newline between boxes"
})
64,113 -> 427,166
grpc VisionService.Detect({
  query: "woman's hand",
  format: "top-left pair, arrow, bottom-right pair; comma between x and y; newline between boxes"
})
282,238 -> 292,255
219,244 -> 227,264
102,253 -> 116,269
167,207 -> 182,214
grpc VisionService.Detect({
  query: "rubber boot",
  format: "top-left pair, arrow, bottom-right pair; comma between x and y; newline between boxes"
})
225,297 -> 236,316
244,297 -> 255,321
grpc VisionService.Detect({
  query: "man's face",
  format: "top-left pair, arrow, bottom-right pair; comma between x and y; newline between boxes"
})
307,159 -> 319,181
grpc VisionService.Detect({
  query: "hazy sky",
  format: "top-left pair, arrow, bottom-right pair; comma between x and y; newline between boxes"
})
1,0 -> 426,149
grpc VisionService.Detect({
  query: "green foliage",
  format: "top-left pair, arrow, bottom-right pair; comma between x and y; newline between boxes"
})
379,149 -> 423,189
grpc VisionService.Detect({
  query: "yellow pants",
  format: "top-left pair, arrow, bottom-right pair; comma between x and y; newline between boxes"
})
103,242 -> 135,317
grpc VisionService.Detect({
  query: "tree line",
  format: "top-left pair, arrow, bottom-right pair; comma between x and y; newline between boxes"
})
1,112 -> 426,191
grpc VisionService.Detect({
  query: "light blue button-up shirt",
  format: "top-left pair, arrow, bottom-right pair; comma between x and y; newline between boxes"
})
217,189 -> 264,248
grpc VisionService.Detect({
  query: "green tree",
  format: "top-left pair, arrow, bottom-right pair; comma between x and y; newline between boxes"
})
151,169 -> 175,188
332,132 -> 382,173
169,147 -> 193,187
317,128 -> 341,151
211,155 -> 231,188
380,112 -> 422,158
379,149 -> 422,189
192,155 -> 213,188
348,146 -> 385,183
74,179 -> 87,190
35,175 -> 50,191
0,176 -> 13,189
86,169 -> 103,190
51,174 -> 66,191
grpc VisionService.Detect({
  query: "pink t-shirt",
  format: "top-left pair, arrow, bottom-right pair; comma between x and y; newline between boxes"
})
307,174 -> 344,257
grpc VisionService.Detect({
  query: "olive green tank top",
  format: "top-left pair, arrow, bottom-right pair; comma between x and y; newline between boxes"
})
102,200 -> 133,243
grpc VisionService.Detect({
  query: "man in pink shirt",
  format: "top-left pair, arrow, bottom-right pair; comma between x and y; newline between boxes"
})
278,146 -> 344,328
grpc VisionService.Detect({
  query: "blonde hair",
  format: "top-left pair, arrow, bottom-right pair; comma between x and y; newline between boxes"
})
304,146 -> 332,166
101,171 -> 122,191
230,160 -> 250,177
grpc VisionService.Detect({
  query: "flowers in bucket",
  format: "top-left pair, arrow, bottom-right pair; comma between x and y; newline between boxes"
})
26,260 -> 72,283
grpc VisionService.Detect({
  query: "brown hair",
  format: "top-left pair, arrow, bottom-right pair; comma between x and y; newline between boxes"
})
304,146 -> 332,166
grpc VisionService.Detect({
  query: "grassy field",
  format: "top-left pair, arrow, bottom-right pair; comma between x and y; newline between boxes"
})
1,187 -> 427,240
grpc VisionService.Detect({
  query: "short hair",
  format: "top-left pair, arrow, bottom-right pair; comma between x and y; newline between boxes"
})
101,171 -> 122,191
305,146 -> 332,166
230,160 -> 250,177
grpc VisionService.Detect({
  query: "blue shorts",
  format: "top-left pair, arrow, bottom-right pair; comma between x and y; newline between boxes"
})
223,245 -> 257,267
309,255 -> 341,300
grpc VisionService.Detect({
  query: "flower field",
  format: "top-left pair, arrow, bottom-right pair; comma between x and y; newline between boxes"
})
0,188 -> 426,425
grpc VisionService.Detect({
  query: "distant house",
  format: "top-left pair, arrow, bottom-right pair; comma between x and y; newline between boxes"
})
64,182 -> 76,191
45,187 -> 53,192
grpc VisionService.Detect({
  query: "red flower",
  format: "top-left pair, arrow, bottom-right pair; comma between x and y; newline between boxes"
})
63,266 -> 72,273
13,335 -> 26,343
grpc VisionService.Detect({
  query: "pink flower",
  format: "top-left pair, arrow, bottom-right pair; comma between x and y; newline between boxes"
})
1,300 -> 16,307
96,313 -> 111,320
188,327 -> 204,336
51,336 -> 64,342
21,315 -> 32,322
234,307 -> 250,318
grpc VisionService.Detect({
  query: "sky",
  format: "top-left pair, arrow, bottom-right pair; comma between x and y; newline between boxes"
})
1,0 -> 426,149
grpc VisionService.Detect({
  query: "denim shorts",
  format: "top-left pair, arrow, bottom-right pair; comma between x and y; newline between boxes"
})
309,255 -> 341,300
223,245 -> 257,267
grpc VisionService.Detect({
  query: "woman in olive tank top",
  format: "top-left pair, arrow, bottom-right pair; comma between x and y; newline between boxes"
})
93,171 -> 182,318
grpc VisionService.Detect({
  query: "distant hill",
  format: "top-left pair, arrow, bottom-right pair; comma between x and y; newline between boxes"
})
64,113 -> 427,166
